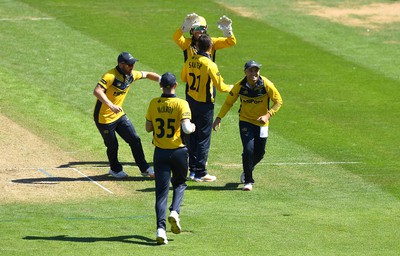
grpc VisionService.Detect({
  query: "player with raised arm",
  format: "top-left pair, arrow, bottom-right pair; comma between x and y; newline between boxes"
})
173,13 -> 236,62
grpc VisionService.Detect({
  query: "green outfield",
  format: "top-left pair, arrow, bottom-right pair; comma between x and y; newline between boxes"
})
1,0 -> 399,255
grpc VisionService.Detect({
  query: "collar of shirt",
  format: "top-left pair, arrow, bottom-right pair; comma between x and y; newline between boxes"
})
161,93 -> 177,98
197,51 -> 211,59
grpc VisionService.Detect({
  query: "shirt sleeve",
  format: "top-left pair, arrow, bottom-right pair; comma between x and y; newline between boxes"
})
264,77 -> 283,116
217,83 -> 240,119
132,70 -> 144,81
173,27 -> 192,50
211,34 -> 237,50
145,100 -> 152,121
208,62 -> 231,92
98,73 -> 115,90
181,100 -> 192,120
181,62 -> 188,83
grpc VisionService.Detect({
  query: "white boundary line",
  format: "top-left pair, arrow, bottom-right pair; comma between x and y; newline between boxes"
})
71,168 -> 113,194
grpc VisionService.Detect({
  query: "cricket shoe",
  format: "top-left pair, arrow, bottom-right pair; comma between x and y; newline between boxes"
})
188,171 -> 195,181
141,167 -> 155,178
168,211 -> 182,234
156,228 -> 168,245
109,170 -> 128,178
243,183 -> 253,191
194,174 -> 217,182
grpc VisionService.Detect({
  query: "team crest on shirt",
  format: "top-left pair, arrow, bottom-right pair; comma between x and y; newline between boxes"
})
113,91 -> 126,96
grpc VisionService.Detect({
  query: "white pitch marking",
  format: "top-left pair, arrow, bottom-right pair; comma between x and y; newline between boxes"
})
37,168 -> 56,178
219,161 -> 362,167
0,17 -> 54,21
267,161 -> 362,166
71,168 -> 113,194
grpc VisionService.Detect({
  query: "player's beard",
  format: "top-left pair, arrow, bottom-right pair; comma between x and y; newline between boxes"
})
248,75 -> 258,84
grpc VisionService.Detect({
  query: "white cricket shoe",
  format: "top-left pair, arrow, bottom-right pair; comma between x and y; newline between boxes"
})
109,170 -> 128,178
168,210 -> 182,234
188,171 -> 195,180
141,167 -> 155,178
156,228 -> 168,245
243,183 -> 253,191
194,174 -> 217,182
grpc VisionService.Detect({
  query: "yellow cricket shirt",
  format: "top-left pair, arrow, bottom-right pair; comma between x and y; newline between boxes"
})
217,76 -> 283,127
173,28 -> 237,62
146,95 -> 192,149
93,67 -> 143,124
181,53 -> 232,103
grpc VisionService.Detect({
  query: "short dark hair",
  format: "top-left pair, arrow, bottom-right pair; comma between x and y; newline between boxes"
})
197,34 -> 212,52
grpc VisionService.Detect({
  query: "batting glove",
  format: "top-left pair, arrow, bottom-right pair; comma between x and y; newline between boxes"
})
217,15 -> 233,37
181,13 -> 199,33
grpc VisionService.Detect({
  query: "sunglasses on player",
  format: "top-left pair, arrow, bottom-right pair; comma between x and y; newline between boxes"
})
192,25 -> 207,32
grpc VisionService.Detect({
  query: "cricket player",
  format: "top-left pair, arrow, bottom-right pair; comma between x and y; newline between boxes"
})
212,60 -> 283,191
181,34 -> 233,182
145,72 -> 195,245
173,13 -> 236,62
93,52 -> 160,178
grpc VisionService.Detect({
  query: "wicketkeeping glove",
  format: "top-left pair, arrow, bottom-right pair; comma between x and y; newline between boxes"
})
181,13 -> 199,33
217,15 -> 233,37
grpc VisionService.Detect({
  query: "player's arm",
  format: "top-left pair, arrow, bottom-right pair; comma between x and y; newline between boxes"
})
266,80 -> 283,116
145,103 -> 154,132
173,27 -> 191,50
257,80 -> 283,124
180,63 -> 188,83
213,15 -> 236,49
173,13 -> 198,50
141,71 -> 161,82
145,119 -> 153,133
212,84 -> 240,131
209,63 -> 233,92
93,84 -> 122,114
212,35 -> 237,50
181,118 -> 196,134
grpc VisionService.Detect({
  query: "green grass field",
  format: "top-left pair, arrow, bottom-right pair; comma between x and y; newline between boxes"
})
1,0 -> 399,255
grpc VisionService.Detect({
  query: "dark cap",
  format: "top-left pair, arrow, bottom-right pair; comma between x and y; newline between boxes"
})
117,52 -> 138,65
160,72 -> 177,88
244,60 -> 261,70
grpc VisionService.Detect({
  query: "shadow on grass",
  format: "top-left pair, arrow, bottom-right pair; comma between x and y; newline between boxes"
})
11,174 -> 153,184
12,160 -> 242,191
57,161 -> 154,168
11,160 -> 156,184
137,182 -> 241,192
23,234 -> 161,246
12,176 -> 241,191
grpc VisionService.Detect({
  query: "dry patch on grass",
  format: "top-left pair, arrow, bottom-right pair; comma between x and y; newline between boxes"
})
297,1 -> 400,29
224,6 -> 256,19
221,1 -> 399,43
0,114 -> 145,204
